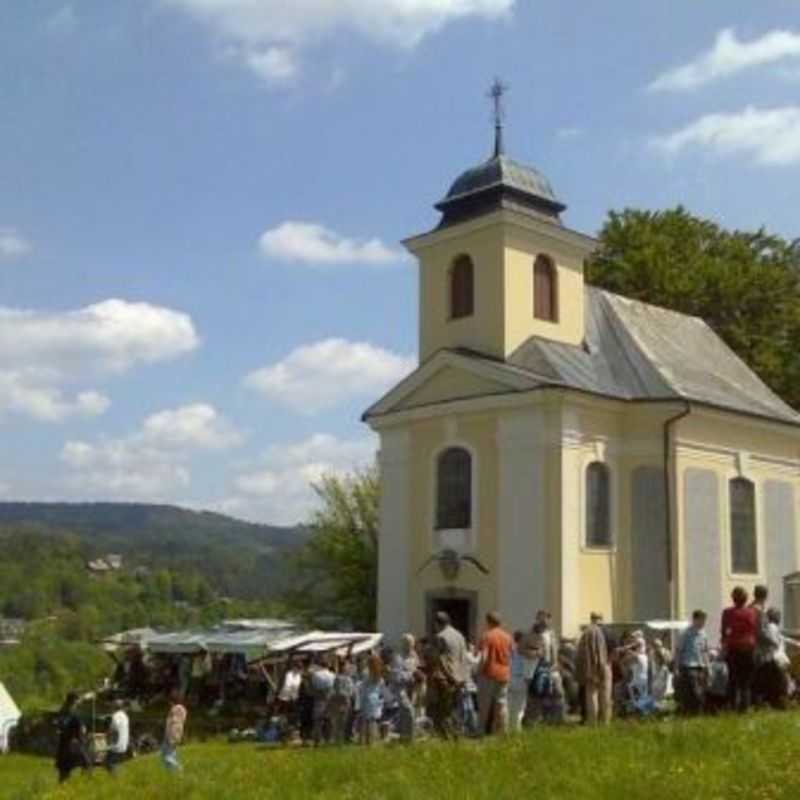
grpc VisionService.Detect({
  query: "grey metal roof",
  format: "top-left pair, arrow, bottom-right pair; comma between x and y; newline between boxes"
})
441,155 -> 561,207
504,286 -> 800,425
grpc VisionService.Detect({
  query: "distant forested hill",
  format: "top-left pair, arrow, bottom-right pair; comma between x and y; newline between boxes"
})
0,502 -> 309,603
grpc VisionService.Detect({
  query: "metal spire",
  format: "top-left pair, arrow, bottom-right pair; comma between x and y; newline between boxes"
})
488,77 -> 509,158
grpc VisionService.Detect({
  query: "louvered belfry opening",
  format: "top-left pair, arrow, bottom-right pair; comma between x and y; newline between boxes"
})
436,447 -> 472,530
450,255 -> 474,320
533,254 -> 558,322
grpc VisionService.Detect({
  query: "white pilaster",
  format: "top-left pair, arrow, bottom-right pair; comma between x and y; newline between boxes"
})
559,408 -> 583,637
377,429 -> 411,645
496,410 -> 546,632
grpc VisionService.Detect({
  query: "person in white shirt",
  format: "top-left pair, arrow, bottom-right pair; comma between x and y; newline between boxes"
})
105,700 -> 130,774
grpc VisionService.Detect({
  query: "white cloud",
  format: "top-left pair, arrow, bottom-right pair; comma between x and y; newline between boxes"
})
0,299 -> 199,423
45,5 -> 78,36
244,338 -> 415,413
166,0 -> 514,85
649,28 -> 800,92
0,228 -> 32,259
141,403 -> 244,450
61,403 -> 243,499
259,221 -> 405,266
225,433 -> 376,524
241,47 -> 298,85
651,106 -> 800,166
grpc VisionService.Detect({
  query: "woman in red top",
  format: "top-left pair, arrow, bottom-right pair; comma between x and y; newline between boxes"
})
720,586 -> 757,712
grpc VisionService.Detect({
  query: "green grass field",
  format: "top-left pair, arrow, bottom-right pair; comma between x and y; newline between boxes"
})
5,714 -> 800,800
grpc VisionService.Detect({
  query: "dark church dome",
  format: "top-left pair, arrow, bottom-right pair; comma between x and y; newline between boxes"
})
435,153 -> 567,228
443,154 -> 560,207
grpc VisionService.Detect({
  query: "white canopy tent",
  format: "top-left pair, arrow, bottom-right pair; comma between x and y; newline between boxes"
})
0,681 -> 20,754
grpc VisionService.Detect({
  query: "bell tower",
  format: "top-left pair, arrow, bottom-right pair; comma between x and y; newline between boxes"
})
404,81 -> 595,363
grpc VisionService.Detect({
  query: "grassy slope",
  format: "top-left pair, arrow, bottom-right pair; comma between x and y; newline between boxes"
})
6,714 -> 800,800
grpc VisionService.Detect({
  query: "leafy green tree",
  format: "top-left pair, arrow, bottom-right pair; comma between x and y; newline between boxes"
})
586,207 -> 800,409
286,469 -> 379,631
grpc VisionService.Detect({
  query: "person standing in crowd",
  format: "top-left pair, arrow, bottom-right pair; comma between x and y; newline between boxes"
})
576,612 -> 612,725
757,607 -> 791,709
674,610 -> 710,715
650,638 -> 673,705
426,611 -> 467,739
705,649 -> 729,714
55,692 -> 89,783
478,611 -> 512,735
277,658 -> 303,728
105,699 -> 130,774
161,692 -> 187,772
327,658 -> 355,746
508,631 -> 528,732
310,656 -> 335,746
389,635 -> 419,743
721,586 -> 757,712
358,654 -> 384,745
460,640 -> 481,736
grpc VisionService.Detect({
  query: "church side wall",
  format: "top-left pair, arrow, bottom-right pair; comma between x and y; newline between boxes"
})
675,411 -> 800,638
417,224 -> 506,362
503,226 -> 585,352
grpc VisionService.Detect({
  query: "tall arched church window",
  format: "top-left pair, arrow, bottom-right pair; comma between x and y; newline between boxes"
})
436,447 -> 472,530
586,462 -> 611,548
533,255 -> 558,322
730,478 -> 757,574
450,255 -> 474,320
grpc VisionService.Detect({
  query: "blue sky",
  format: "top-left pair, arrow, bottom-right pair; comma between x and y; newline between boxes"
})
1,1 -> 799,524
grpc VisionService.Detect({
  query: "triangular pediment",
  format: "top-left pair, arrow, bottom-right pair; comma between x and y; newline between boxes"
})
364,349 -> 539,420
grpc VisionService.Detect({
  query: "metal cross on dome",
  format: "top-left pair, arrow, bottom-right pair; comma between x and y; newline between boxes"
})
488,77 -> 509,158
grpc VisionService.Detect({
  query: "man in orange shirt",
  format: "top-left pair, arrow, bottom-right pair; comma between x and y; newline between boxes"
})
478,611 -> 512,735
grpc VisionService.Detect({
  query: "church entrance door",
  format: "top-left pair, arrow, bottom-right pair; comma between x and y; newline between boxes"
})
426,590 -> 477,641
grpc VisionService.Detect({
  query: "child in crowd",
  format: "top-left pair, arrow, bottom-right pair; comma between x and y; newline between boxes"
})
358,654 -> 385,745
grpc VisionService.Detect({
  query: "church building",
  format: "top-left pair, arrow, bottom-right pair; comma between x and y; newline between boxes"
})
363,94 -> 800,642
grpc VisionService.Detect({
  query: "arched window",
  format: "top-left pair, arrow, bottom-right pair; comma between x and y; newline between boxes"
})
533,255 -> 558,322
730,478 -> 757,574
436,447 -> 472,530
586,462 -> 611,548
450,255 -> 474,320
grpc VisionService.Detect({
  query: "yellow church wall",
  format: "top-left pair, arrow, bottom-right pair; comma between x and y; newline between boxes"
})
395,367 -> 512,411
405,412 -> 502,638
503,226 -> 586,351
673,409 -> 800,625
415,221 -> 506,362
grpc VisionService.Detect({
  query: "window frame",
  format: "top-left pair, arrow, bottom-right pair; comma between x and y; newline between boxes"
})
449,254 -> 475,321
584,460 -> 614,551
728,476 -> 759,577
435,446 -> 473,532
533,254 -> 558,323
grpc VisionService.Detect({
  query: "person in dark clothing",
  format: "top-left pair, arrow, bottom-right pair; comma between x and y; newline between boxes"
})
55,692 -> 90,783
721,586 -> 758,712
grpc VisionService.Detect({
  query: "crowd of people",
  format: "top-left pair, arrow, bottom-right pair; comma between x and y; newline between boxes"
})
51,583 -> 797,783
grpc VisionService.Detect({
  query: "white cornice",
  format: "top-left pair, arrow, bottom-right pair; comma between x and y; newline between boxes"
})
403,209 -> 596,257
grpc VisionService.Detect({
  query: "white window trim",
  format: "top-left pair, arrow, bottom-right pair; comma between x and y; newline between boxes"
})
579,448 -> 618,554
724,466 -> 763,581
430,440 -> 478,555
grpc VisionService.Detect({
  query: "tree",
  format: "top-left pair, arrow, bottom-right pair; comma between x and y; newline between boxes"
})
286,469 -> 379,631
586,207 -> 800,409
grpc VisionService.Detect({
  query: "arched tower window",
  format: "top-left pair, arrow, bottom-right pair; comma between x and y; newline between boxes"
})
436,447 -> 472,530
586,462 -> 611,548
449,255 -> 474,320
730,477 -> 757,574
533,255 -> 558,322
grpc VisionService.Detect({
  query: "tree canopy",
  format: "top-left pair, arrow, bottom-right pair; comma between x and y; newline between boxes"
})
586,207 -> 800,409
285,469 -> 379,631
